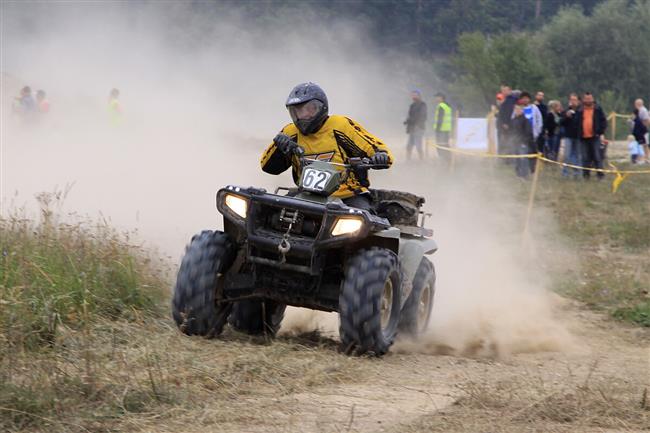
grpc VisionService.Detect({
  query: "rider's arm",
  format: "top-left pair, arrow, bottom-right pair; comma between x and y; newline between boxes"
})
342,117 -> 394,166
260,125 -> 295,174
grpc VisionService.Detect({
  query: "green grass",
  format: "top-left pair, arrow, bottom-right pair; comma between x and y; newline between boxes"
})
525,158 -> 650,326
0,192 -> 168,350
0,194 -> 368,432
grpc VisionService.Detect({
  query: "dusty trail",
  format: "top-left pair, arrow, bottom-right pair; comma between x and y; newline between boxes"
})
264,306 -> 647,433
120,299 -> 647,433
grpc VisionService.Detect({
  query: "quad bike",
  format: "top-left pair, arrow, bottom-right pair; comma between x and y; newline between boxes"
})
172,143 -> 437,356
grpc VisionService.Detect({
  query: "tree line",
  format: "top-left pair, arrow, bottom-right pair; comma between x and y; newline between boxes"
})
192,0 -> 647,115
449,0 -> 650,115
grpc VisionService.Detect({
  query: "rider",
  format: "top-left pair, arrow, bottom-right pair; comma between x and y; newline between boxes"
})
261,82 -> 393,211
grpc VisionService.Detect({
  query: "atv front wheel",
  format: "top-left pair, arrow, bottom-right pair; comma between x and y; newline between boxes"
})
398,257 -> 435,337
339,248 -> 402,356
229,300 -> 286,337
172,230 -> 235,337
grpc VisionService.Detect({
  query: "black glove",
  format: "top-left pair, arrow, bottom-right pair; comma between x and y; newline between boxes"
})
370,152 -> 390,166
274,133 -> 294,155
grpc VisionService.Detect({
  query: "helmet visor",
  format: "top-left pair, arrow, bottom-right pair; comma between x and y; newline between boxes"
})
288,99 -> 324,123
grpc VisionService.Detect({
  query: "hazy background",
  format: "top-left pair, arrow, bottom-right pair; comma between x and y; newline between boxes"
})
1,1 -> 571,356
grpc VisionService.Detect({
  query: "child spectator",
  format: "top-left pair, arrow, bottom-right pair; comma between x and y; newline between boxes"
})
630,108 -> 649,164
628,134 -> 644,164
36,90 -> 50,114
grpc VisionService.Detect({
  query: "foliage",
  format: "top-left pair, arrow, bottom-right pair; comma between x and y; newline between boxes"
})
184,0 -> 603,55
613,302 -> 650,327
446,0 -> 650,114
0,192 -> 168,350
450,32 -> 555,114
537,0 -> 650,111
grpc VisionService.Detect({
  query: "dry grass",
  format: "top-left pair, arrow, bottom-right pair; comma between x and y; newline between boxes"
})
394,364 -> 650,433
0,319 -> 367,433
0,193 -> 367,432
469,149 -> 650,327
532,158 -> 650,327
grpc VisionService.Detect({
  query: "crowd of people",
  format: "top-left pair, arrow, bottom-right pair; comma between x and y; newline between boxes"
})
404,86 -> 650,180
12,86 -> 50,117
496,86 -> 650,179
11,86 -> 122,124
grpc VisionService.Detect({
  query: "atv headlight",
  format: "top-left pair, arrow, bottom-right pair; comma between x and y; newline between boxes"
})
224,194 -> 248,219
332,217 -> 363,236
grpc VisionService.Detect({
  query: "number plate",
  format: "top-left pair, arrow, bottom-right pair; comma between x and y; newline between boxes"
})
301,168 -> 332,191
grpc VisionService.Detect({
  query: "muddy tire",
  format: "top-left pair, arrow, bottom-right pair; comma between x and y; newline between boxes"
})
339,248 -> 402,356
229,300 -> 286,337
172,230 -> 235,337
398,258 -> 435,337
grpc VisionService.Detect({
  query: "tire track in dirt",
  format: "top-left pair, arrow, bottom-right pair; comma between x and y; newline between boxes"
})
218,301 -> 648,433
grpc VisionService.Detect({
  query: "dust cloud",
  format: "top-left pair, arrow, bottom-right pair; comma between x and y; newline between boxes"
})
2,2 -> 572,357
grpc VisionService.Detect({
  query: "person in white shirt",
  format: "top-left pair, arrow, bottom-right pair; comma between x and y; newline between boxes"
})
634,99 -> 650,163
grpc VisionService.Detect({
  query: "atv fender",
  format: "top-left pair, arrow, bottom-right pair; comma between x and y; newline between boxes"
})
365,227 -> 400,254
398,238 -> 438,306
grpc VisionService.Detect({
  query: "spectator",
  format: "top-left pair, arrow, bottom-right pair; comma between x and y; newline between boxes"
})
634,99 -> 650,163
513,92 -> 543,172
627,134 -> 644,164
630,108 -> 648,164
108,88 -> 122,125
13,86 -> 36,116
511,102 -> 536,178
561,93 -> 582,178
534,91 -> 548,155
404,90 -> 427,160
36,90 -> 49,114
497,85 -> 517,154
546,100 -> 562,161
576,92 -> 607,180
433,92 -> 453,163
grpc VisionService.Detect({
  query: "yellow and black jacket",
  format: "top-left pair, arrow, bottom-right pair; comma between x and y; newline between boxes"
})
260,115 -> 393,198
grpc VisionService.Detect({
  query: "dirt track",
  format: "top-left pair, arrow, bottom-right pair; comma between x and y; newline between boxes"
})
114,297 -> 648,433
237,303 -> 648,433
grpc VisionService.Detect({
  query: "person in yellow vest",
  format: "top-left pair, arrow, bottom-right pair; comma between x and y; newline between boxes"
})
261,82 -> 393,211
108,88 -> 122,125
433,92 -> 453,162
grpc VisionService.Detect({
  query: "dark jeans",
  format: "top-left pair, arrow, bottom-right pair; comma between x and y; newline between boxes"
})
536,134 -> 546,155
562,137 -> 581,177
515,140 -> 537,178
581,137 -> 604,179
547,134 -> 561,160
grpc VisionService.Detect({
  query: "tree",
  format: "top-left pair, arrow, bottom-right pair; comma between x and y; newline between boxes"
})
538,0 -> 650,111
450,32 -> 554,114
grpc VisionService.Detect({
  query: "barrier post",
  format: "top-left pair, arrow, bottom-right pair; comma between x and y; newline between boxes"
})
450,110 -> 459,172
487,106 -> 497,155
522,154 -> 543,245
611,112 -> 617,142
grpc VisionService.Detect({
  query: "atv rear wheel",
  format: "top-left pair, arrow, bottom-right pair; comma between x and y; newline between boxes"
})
172,230 -> 235,337
229,300 -> 286,337
339,248 -> 402,356
398,257 -> 435,337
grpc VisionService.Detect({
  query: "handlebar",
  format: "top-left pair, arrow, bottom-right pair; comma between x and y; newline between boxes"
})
290,143 -> 388,170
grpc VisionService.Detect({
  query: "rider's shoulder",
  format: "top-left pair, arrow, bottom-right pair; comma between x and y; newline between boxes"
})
328,114 -> 359,127
281,123 -> 298,135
